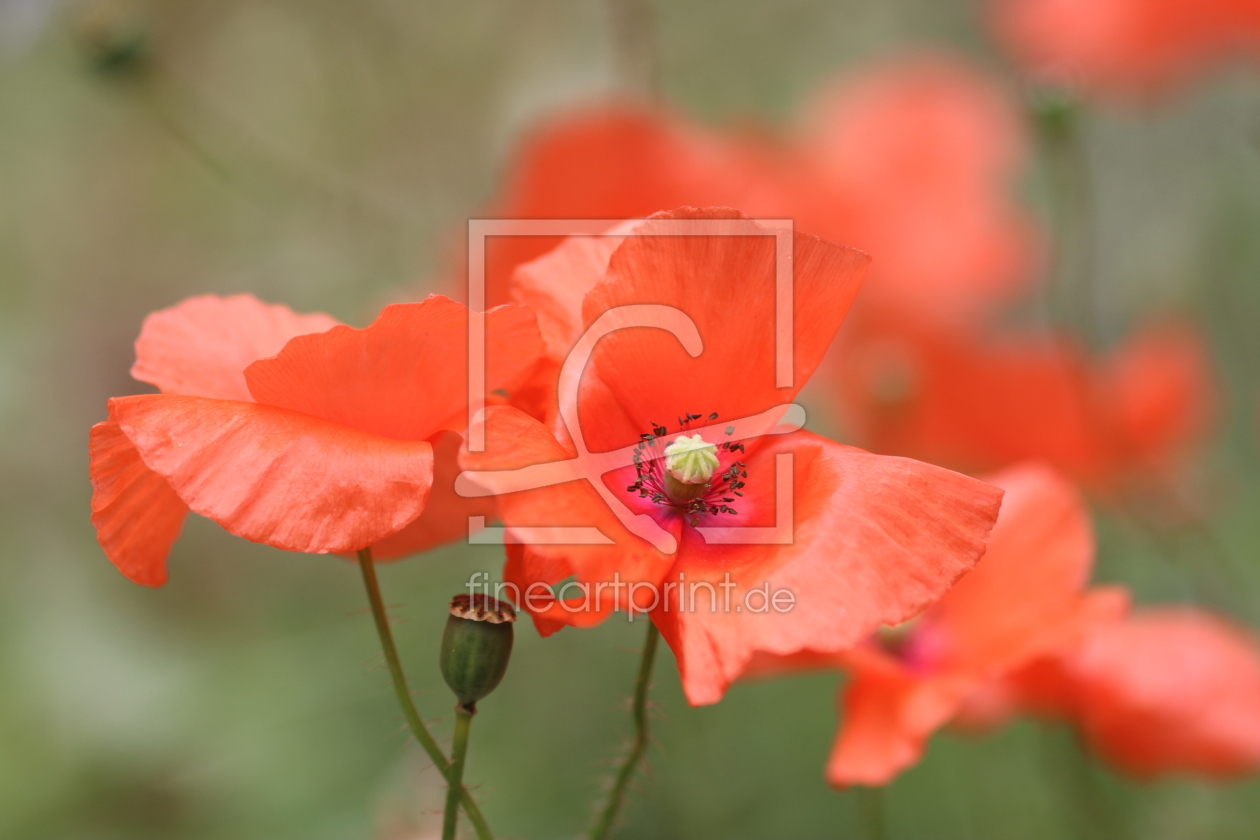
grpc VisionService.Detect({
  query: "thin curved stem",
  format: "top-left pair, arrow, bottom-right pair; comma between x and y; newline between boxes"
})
1038,100 -> 1100,345
606,0 -> 661,100
588,621 -> 660,840
443,706 -> 475,840
859,786 -> 888,840
356,549 -> 494,840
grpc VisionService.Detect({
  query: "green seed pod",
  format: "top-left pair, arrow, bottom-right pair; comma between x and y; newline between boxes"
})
440,594 -> 515,710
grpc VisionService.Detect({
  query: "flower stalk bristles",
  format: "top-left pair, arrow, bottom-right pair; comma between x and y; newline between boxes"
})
588,622 -> 660,840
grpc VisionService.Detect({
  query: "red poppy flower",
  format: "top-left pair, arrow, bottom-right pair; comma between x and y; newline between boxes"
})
833,314 -> 1213,494
791,54 -> 1037,323
993,0 -> 1260,96
475,104 -> 774,311
470,54 -> 1034,325
459,207 -> 1005,706
747,462 -> 1260,784
90,294 -> 540,586
742,463 -> 1127,786
996,609 -> 1260,778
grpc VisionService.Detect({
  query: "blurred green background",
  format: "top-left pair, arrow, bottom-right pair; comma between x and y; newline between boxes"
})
4,0 -> 1260,838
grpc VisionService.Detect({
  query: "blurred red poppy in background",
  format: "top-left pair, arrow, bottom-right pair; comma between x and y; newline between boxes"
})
833,315 -> 1215,495
469,51 -> 1219,498
472,52 -> 1036,326
790,54 -> 1037,323
90,294 -> 539,586
744,463 -> 1127,786
993,0 -> 1260,96
745,461 -> 1260,785
460,207 -> 1005,706
978,608 -> 1260,778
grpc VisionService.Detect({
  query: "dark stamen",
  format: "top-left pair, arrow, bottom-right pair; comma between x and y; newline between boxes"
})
626,414 -> 748,527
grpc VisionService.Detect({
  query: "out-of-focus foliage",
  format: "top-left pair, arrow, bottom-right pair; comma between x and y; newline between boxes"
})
3,0 -> 1260,838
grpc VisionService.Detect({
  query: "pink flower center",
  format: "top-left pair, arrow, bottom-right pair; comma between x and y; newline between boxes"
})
625,412 -> 748,526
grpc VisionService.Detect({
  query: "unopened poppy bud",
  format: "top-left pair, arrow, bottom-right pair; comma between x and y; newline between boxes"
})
663,434 -> 718,502
440,594 -> 515,710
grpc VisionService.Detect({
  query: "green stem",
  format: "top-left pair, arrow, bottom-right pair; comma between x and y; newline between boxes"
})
588,621 -> 660,840
1040,724 -> 1126,840
356,549 -> 494,840
443,706 -> 475,840
1037,97 -> 1100,345
606,0 -> 660,100
859,786 -> 888,840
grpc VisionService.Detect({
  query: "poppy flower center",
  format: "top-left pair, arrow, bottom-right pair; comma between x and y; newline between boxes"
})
875,616 -> 940,672
625,413 -> 747,526
664,434 -> 719,496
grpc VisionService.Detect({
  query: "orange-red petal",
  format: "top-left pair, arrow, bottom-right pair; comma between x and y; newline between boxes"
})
459,405 -> 678,631
799,54 -> 1036,321
478,104 -> 771,309
924,463 -> 1095,673
817,467 -> 1120,784
580,208 -> 869,452
510,226 -> 630,363
89,419 -> 188,587
827,669 -> 973,787
1105,320 -> 1215,480
652,431 -> 1004,706
112,394 -> 435,554
245,296 -> 542,441
370,431 -> 498,561
131,294 -> 340,401
1051,609 -> 1260,777
993,0 -> 1260,96
834,316 -> 1213,493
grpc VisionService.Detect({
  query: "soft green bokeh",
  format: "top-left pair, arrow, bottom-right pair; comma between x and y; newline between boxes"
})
3,1 -> 1260,838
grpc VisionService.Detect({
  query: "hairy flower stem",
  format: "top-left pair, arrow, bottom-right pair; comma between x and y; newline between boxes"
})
356,549 -> 494,840
588,621 -> 660,840
443,705 -> 475,840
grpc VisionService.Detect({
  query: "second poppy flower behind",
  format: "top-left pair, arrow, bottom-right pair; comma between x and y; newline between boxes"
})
458,207 -> 1006,706
92,294 -> 542,583
744,461 -> 1260,786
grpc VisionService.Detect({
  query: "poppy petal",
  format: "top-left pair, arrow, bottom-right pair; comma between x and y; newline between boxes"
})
89,419 -> 188,587
244,296 -> 542,442
458,405 -> 678,630
1059,609 -> 1260,777
112,394 -> 435,554
1106,320 -> 1214,476
924,462 -> 1096,672
580,208 -> 869,452
835,315 -> 1214,493
652,431 -> 1004,706
131,294 -> 340,401
800,54 -> 1035,319
479,105 -> 772,309
370,431 -> 498,561
827,670 -> 972,787
960,584 -> 1127,722
511,225 -> 630,362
